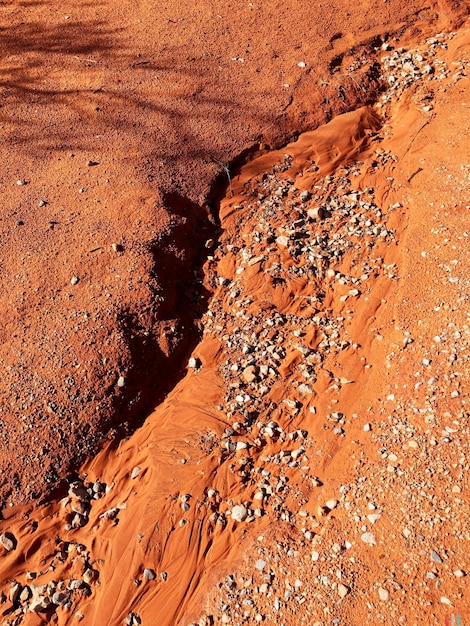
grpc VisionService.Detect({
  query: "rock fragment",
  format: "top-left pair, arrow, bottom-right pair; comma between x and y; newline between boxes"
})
338,583 -> 350,598
360,532 -> 376,546
144,568 -> 156,580
231,504 -> 248,522
0,532 -> 16,552
378,587 -> 389,601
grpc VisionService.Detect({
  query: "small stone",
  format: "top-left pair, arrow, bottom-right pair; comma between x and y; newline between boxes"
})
307,207 -> 324,220
69,482 -> 89,500
86,160 -> 99,166
242,365 -> 257,383
255,559 -> 266,570
231,504 -> 248,522
70,276 -> 79,285
9,582 -> 21,603
71,500 -> 90,516
100,507 -> 120,520
83,568 -> 99,584
117,376 -> 125,388
440,596 -> 452,606
360,532 -> 376,546
276,235 -> 289,247
92,481 -> 106,495
16,179 -> 26,186
300,190 -> 311,202
188,357 -> 201,369
325,499 -> 338,510
131,466 -> 141,479
52,591 -> 69,605
338,583 -> 350,598
30,595 -> 51,613
111,243 -> 123,252
19,585 -> 31,602
298,61 -> 307,67
363,423 -> 372,432
0,533 -> 16,552
431,550 -> 443,563
453,569 -> 465,578
143,568 -> 156,580
68,579 -> 85,590
161,572 -> 168,582
378,587 -> 389,601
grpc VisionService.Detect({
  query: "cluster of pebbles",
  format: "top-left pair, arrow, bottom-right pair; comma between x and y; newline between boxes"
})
0,479 -> 108,620
1,537 -> 98,620
189,31 -> 470,626
190,147 -> 402,624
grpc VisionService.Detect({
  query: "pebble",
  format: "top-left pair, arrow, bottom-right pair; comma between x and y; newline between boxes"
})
117,376 -> 125,388
0,533 -> 16,552
276,235 -> 289,247
9,582 -> 21,603
243,365 -> 258,383
143,568 -> 156,580
307,207 -> 324,220
300,190 -> 311,202
83,568 -> 99,584
338,583 -> 350,598
255,559 -> 266,570
70,276 -> 79,285
431,550 -> 443,563
131,466 -> 141,479
231,504 -> 248,522
378,587 -> 389,601
360,532 -> 376,546
69,482 -> 90,500
52,591 -> 69,605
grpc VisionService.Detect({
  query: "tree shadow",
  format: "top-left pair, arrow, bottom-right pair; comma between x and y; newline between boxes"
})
0,15 -> 269,170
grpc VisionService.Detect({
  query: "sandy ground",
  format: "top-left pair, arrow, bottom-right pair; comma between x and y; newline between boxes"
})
0,0 -> 470,625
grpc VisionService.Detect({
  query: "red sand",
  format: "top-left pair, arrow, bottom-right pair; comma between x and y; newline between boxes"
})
0,1 -> 469,624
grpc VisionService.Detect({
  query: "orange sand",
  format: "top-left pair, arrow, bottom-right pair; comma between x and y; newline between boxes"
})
0,1 -> 470,625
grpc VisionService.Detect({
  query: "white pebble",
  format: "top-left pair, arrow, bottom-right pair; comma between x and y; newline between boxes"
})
360,532 -> 376,546
378,587 -> 389,601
